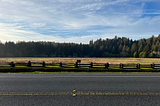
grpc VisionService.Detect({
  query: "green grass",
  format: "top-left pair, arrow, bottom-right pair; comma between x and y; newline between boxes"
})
0,57 -> 160,73
0,65 -> 159,73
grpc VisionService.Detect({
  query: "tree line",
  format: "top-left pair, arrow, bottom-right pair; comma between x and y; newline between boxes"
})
0,34 -> 160,57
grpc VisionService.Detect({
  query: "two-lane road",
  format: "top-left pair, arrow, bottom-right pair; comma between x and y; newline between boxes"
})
0,73 -> 160,106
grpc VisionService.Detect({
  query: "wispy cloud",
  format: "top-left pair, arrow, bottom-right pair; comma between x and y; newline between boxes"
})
0,0 -> 160,43
1,0 -> 34,6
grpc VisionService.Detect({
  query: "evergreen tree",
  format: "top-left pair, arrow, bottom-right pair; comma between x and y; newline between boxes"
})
138,44 -> 143,54
143,44 -> 150,53
122,45 -> 127,52
126,46 -> 131,54
112,46 -> 116,54
118,44 -> 123,52
131,43 -> 137,54
0,34 -> 160,57
133,51 -> 139,58
148,52 -> 154,58
139,52 -> 147,58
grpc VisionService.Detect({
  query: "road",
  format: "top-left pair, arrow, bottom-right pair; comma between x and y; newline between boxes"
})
0,73 -> 160,106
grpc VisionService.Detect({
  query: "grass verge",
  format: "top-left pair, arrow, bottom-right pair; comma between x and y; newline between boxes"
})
0,66 -> 160,73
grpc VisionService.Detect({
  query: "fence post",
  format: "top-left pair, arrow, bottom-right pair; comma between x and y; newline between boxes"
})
75,62 -> 78,68
151,63 -> 154,68
60,62 -> 62,67
90,62 -> 93,68
120,63 -> 123,69
28,61 -> 31,67
42,61 -> 45,67
9,62 -> 15,67
137,63 -> 140,69
105,63 -> 109,68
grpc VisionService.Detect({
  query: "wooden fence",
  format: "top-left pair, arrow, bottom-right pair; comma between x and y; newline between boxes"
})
7,61 -> 160,69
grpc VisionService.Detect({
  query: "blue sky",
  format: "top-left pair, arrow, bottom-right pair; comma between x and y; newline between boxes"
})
0,0 -> 160,44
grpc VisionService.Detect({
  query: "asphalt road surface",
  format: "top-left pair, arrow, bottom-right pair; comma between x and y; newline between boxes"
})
0,73 -> 160,106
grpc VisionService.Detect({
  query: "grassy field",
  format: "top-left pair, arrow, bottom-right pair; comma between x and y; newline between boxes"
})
0,57 -> 160,73
0,57 -> 160,64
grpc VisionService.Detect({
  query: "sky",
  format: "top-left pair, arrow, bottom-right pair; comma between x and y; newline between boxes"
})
0,0 -> 160,44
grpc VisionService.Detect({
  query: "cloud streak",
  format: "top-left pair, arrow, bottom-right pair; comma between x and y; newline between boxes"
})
0,0 -> 160,43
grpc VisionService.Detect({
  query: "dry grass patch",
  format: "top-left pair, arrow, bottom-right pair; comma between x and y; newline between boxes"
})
0,57 -> 160,64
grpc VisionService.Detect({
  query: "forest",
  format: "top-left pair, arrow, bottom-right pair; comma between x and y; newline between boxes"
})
0,34 -> 160,58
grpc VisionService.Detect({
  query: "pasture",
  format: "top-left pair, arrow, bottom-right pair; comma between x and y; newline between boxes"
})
0,57 -> 160,72
0,57 -> 159,64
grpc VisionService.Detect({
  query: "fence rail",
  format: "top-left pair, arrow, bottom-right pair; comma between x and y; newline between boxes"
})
5,61 -> 160,69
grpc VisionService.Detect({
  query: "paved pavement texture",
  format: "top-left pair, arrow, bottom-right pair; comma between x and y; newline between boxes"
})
0,73 -> 160,106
